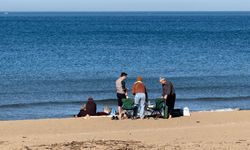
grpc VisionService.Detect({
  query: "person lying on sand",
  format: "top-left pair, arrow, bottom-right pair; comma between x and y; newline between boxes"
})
96,106 -> 111,116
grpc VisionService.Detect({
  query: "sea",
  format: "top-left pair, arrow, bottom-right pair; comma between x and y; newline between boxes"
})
0,12 -> 249,120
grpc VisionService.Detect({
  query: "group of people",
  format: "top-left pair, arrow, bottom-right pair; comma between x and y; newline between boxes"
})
116,72 -> 176,119
75,72 -> 176,120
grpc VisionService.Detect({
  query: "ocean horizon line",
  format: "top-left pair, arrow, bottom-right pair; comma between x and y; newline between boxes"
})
1,74 -> 249,81
1,11 -> 250,13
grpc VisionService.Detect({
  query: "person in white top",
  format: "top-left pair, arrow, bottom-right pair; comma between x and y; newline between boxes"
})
115,72 -> 128,119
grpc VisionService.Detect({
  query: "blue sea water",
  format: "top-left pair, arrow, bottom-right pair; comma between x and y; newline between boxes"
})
0,12 -> 250,120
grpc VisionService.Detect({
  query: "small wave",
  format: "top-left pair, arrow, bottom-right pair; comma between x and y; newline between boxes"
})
0,96 -> 249,109
0,99 -> 118,109
0,101 -> 82,109
190,96 -> 250,101
0,89 -> 114,95
198,108 -> 240,112
175,96 -> 250,101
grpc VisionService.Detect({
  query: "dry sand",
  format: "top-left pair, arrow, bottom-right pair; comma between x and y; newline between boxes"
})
0,111 -> 250,150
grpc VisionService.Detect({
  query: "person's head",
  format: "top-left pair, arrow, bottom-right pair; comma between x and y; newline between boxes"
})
159,77 -> 167,84
120,72 -> 128,80
87,97 -> 94,101
137,75 -> 143,82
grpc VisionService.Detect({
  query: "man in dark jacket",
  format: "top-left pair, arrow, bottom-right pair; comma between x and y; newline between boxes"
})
160,77 -> 176,118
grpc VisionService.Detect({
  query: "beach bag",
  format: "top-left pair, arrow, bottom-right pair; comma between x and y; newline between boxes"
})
183,107 -> 191,116
172,109 -> 183,117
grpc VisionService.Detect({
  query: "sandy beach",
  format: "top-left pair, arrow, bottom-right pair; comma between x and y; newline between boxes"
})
0,111 -> 250,150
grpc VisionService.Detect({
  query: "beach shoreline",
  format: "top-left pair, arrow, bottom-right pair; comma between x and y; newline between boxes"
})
0,110 -> 250,149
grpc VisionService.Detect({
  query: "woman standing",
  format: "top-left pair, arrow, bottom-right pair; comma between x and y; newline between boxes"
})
132,76 -> 147,119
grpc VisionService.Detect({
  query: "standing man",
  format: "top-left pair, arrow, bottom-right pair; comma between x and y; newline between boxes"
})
159,77 -> 176,119
116,72 -> 128,119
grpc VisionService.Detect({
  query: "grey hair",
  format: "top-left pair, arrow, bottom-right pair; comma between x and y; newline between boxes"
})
159,77 -> 166,81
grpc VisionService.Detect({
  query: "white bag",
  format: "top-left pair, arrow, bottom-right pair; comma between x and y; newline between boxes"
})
183,107 -> 191,116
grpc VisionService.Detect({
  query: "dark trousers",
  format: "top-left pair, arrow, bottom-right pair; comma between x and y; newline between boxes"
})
166,94 -> 176,115
77,109 -> 87,117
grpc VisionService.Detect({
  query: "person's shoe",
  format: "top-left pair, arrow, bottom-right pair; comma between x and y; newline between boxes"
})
168,115 -> 172,119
